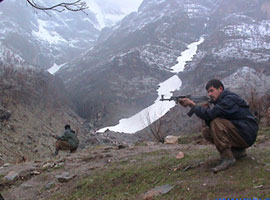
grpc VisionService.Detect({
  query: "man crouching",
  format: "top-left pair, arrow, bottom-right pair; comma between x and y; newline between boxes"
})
179,79 -> 258,173
53,124 -> 79,156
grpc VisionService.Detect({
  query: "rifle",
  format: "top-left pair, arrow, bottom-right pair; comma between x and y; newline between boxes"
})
160,94 -> 209,104
160,94 -> 210,117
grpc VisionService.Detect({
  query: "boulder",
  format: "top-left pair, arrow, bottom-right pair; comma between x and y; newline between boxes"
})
164,135 -> 179,144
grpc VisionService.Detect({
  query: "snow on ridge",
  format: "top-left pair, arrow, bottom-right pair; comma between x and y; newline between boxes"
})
184,3 -> 211,18
214,20 -> 270,61
85,0 -> 105,29
32,19 -> 67,45
224,20 -> 270,37
223,66 -> 270,96
0,42 -> 25,66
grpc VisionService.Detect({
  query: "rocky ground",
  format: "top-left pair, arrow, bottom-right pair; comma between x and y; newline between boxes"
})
1,127 -> 269,200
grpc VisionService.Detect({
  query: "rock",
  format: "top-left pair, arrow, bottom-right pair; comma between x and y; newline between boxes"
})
175,151 -> 184,159
146,142 -> 156,146
4,171 -> 19,181
3,163 -> 11,167
142,184 -> 174,200
164,136 -> 179,144
42,163 -> 55,169
55,172 -> 76,182
21,183 -> 33,189
31,171 -> 41,175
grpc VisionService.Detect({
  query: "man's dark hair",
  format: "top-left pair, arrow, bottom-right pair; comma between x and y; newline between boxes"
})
205,79 -> 224,90
64,124 -> 71,129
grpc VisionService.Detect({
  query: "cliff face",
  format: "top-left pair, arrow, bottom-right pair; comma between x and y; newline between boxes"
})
57,0 -> 218,127
180,0 -> 270,93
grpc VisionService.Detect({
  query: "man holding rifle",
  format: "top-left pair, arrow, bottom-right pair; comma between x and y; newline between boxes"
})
179,79 -> 258,173
52,124 -> 79,156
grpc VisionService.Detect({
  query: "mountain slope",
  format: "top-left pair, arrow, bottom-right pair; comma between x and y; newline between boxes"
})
0,0 -> 131,70
0,48 -> 95,163
57,0 -> 217,128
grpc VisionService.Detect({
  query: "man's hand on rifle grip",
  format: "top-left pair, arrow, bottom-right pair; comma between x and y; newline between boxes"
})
178,98 -> 196,107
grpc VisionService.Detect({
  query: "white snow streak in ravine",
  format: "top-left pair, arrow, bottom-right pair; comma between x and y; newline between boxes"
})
98,37 -> 204,134
47,63 -> 66,74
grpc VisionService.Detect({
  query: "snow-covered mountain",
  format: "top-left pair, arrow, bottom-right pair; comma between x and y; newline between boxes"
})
86,0 -> 142,28
56,0 -> 219,127
1,0 -> 270,134
179,0 -> 270,93
0,0 -> 136,69
56,0 -> 270,131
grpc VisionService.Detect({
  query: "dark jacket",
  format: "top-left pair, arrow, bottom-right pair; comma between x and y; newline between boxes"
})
57,128 -> 79,149
189,89 -> 258,146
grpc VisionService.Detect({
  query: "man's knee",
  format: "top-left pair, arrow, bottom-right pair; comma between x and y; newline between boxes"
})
55,140 -> 61,150
210,118 -> 224,129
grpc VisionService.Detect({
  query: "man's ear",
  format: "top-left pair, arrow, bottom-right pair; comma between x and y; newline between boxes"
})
219,86 -> 224,92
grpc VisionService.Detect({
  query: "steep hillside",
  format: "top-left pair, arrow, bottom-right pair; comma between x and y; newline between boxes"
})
0,59 -> 95,164
180,0 -> 270,92
57,0 -> 217,128
56,0 -> 270,132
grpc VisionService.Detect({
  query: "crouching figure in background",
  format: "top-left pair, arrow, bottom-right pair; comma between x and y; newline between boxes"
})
53,124 -> 79,156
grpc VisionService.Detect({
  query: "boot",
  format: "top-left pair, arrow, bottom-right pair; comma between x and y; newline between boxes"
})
54,149 -> 59,156
70,149 -> 76,153
232,148 -> 247,160
212,157 -> 236,173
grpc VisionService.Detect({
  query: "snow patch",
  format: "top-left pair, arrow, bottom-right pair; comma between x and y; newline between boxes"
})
47,63 -> 66,74
98,37 -> 204,134
32,19 -> 67,45
171,37 -> 204,73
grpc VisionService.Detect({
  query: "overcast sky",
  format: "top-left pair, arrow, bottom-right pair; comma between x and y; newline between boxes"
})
90,0 -> 144,14
111,0 -> 143,13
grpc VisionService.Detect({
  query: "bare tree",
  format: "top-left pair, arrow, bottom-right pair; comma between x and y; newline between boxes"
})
1,0 -> 88,12
141,108 -> 165,143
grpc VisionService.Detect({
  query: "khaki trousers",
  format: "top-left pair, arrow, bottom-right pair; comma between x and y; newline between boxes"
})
56,140 -> 74,151
202,118 -> 248,158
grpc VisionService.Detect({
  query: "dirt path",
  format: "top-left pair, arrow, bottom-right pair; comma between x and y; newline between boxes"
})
1,143 -> 186,200
1,132 -> 270,200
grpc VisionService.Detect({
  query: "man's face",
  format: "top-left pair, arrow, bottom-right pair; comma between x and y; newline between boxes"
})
207,86 -> 223,102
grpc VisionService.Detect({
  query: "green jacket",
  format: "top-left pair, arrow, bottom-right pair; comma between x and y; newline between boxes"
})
57,128 -> 79,149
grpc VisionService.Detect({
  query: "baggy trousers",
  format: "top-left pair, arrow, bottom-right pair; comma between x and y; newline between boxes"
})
56,140 -> 75,151
202,118 -> 248,158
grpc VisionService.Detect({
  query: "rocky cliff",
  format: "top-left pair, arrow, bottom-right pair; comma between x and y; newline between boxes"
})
57,0 -> 218,128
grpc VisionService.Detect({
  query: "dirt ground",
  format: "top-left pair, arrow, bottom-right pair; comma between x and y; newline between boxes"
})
1,130 -> 270,200
1,143 -> 185,199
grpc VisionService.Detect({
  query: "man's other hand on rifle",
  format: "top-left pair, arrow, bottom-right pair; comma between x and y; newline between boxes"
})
178,98 -> 196,108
